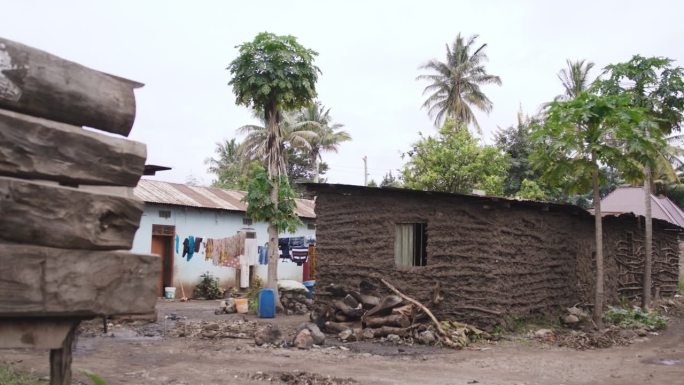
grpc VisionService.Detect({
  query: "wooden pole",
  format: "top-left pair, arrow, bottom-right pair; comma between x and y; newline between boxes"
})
49,321 -> 79,385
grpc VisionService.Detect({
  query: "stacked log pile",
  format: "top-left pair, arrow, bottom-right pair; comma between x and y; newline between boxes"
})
0,37 -> 159,385
312,279 -> 489,348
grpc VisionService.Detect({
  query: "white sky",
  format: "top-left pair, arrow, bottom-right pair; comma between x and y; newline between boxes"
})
2,0 -> 683,186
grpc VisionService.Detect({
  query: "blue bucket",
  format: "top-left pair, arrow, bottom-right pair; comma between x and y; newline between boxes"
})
302,280 -> 315,299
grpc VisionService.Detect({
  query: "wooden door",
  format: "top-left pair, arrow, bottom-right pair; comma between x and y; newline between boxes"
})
151,234 -> 174,296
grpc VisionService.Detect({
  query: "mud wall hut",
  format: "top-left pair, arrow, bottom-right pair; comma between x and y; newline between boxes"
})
304,184 -> 681,326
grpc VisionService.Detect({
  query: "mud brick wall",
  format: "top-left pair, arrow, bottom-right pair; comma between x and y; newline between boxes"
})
310,185 -> 680,327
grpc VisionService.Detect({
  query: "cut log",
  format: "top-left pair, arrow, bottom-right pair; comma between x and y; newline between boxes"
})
364,314 -> 410,328
0,243 -> 160,317
392,304 -> 414,318
0,177 -> 143,249
324,283 -> 349,297
365,295 -> 403,318
324,321 -> 355,334
342,294 -> 359,309
331,299 -> 365,319
349,291 -> 380,309
49,322 -> 79,385
334,312 -> 349,322
0,37 -> 142,136
0,109 -> 146,186
0,319 -> 75,349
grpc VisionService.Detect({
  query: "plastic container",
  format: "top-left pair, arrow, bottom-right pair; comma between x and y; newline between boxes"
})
303,280 -> 315,299
164,287 -> 176,299
258,288 -> 276,318
235,298 -> 249,314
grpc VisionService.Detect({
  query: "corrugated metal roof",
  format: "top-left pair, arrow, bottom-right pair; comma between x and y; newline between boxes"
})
134,179 -> 316,219
594,186 -> 684,228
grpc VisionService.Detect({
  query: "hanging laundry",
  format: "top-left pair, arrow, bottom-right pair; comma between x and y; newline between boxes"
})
258,246 -> 269,265
205,239 -> 214,261
218,232 -> 245,268
278,238 -> 291,260
291,247 -> 309,266
244,236 -> 258,266
182,237 -> 189,258
187,236 -> 195,261
175,234 -> 180,254
194,237 -> 203,253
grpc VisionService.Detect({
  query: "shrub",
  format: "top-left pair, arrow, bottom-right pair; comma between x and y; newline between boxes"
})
246,276 -> 264,313
193,272 -> 224,300
604,305 -> 667,330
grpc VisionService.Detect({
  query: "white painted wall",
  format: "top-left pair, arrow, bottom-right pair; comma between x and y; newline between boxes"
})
131,203 -> 315,294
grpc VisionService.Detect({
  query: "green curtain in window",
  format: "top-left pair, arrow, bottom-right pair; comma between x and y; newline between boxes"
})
395,224 -> 414,266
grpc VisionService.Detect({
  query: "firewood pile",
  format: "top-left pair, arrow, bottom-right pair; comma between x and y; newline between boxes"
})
311,279 -> 488,348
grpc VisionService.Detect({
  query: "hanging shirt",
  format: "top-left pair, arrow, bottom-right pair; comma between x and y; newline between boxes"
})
182,238 -> 189,258
187,236 -> 195,261
175,235 -> 180,254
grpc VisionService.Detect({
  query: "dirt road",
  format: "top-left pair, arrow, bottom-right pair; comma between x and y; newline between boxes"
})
2,300 -> 683,385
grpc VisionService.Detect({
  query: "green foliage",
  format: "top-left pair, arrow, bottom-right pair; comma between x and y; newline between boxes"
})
206,138 -> 249,190
402,121 -> 509,195
530,92 -> 662,195
79,369 -> 108,385
0,366 -> 39,385
367,179 -> 378,187
495,111 -> 544,196
242,163 -> 303,233
193,272 -> 224,300
516,179 -> 548,200
228,32 -> 320,114
604,305 -> 668,330
380,170 -> 402,188
417,33 -> 502,131
247,276 -> 264,314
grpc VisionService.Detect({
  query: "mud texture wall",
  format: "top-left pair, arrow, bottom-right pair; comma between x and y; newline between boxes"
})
310,185 -> 680,327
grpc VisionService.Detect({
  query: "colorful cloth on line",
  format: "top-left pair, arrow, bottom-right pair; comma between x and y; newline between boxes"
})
205,233 -> 245,268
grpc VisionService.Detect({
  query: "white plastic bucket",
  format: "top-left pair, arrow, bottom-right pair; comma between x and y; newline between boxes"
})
164,287 -> 176,299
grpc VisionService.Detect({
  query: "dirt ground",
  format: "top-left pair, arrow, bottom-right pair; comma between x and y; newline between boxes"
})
2,300 -> 683,385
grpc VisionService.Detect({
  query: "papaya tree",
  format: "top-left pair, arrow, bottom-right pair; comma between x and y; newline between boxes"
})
228,32 -> 320,308
530,92 -> 661,325
596,56 -> 684,309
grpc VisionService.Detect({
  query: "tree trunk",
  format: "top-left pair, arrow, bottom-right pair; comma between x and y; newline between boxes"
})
313,154 -> 320,183
265,104 -> 283,311
591,154 -> 604,327
642,167 -> 653,310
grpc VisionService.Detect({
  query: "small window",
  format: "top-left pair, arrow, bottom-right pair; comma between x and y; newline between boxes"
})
307,223 -> 316,230
242,217 -> 253,226
158,210 -> 171,218
395,223 -> 427,267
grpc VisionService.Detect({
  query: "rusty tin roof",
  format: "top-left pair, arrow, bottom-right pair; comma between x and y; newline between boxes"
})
135,179 -> 316,219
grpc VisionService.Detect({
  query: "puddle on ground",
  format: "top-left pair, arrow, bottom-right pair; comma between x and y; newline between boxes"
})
651,358 -> 684,366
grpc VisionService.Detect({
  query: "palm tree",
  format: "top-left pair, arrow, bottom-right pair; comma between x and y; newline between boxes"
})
205,138 -> 243,189
237,111 -> 317,173
556,59 -> 595,101
291,102 -> 351,182
417,33 -> 501,131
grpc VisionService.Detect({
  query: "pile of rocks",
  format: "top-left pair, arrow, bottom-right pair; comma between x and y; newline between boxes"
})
281,290 -> 314,315
171,319 -> 257,339
254,322 -> 325,349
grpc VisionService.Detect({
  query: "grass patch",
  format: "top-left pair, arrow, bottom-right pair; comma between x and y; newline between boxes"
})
0,366 -> 41,385
679,279 -> 684,294
605,305 -> 667,330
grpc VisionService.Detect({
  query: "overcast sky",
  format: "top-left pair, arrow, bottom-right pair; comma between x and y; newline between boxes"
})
3,0 -> 683,186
